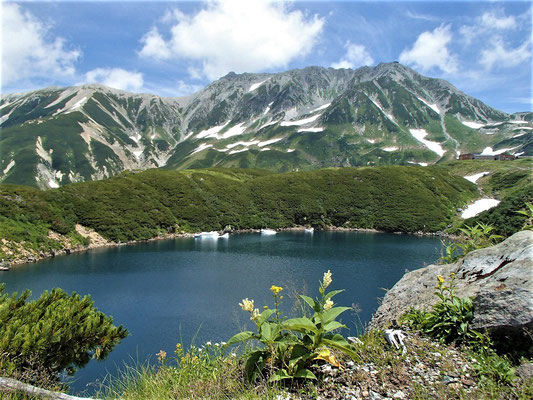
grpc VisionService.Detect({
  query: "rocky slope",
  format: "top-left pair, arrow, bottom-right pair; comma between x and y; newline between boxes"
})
369,230 -> 533,339
1,63 -> 532,188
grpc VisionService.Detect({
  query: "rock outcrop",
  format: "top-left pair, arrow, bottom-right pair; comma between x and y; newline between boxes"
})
369,230 -> 533,338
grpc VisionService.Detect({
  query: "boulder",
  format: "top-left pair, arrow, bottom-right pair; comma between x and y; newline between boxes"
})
369,230 -> 533,338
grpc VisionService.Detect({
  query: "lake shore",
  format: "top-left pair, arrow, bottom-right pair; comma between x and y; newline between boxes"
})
1,225 -> 453,270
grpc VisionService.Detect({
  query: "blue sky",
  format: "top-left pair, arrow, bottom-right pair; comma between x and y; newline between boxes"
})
1,1 -> 531,113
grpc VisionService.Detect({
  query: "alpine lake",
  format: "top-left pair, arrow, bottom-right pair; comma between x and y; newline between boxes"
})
1,231 -> 444,395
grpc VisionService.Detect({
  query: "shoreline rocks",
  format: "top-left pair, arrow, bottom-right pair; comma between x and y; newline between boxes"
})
369,230 -> 533,340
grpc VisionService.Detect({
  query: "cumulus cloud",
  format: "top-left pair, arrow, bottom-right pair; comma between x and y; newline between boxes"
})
399,25 -> 458,74
85,68 -> 144,92
1,3 -> 80,87
138,0 -> 324,80
331,42 -> 374,69
479,38 -> 531,70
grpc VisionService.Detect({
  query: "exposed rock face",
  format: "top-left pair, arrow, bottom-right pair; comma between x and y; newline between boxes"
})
369,230 -> 533,337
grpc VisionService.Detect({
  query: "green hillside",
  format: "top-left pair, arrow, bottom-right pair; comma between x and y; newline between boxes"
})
0,165 -> 479,261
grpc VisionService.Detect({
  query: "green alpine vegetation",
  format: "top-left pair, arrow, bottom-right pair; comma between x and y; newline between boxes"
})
1,165 -> 478,262
0,284 -> 127,384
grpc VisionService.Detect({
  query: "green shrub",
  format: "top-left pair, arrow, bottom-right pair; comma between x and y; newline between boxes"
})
0,285 -> 128,382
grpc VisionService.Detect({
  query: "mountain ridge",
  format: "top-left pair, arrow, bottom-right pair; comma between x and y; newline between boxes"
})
1,62 -> 531,188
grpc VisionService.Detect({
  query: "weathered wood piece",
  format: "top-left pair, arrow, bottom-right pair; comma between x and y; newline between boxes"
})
0,377 -> 99,400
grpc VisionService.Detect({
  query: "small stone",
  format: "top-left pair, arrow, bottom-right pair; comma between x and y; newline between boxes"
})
393,390 -> 406,399
461,378 -> 475,387
362,390 -> 369,397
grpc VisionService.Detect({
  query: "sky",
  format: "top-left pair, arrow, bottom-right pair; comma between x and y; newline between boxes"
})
0,0 -> 531,113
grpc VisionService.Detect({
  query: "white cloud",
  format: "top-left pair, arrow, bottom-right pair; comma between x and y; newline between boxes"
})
480,9 -> 516,30
460,9 -> 518,45
85,68 -> 144,92
479,37 -> 531,70
399,25 -> 458,74
1,3 -> 80,87
174,80 -> 203,96
138,0 -> 324,80
331,42 -> 374,69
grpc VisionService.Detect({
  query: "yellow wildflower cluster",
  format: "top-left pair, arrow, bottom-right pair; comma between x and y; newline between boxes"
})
323,270 -> 332,289
270,285 -> 283,295
324,299 -> 334,311
239,298 -> 254,312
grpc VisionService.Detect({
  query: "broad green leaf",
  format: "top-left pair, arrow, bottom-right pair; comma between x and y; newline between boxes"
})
321,338 -> 357,359
257,309 -> 275,326
320,306 -> 350,324
261,322 -> 272,342
324,289 -> 344,301
323,320 -> 346,333
294,368 -> 317,380
283,317 -> 319,334
227,330 -> 254,346
245,350 -> 266,383
299,295 -> 318,311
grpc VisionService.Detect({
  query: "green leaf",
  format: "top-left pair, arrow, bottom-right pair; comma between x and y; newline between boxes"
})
269,368 -> 292,381
294,368 -> 317,380
226,331 -> 254,346
324,289 -> 344,301
245,350 -> 266,383
257,309 -> 275,326
283,317 -> 319,334
260,322 -> 273,342
320,306 -> 350,324
299,295 -> 318,311
323,320 -> 346,333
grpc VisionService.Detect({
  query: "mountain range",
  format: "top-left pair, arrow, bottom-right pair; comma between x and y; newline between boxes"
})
1,62 -> 531,189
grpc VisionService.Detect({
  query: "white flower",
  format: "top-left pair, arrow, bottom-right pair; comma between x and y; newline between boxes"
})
239,298 -> 254,312
324,299 -> 334,311
323,270 -> 332,289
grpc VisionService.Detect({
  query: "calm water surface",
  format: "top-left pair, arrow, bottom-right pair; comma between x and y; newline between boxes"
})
0,231 -> 442,395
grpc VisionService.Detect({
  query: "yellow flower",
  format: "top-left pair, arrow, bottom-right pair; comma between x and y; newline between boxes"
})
323,270 -> 332,289
156,350 -> 167,362
324,299 -> 334,311
251,308 -> 260,321
270,285 -> 283,295
437,275 -> 445,283
239,298 -> 254,312
450,272 -> 456,279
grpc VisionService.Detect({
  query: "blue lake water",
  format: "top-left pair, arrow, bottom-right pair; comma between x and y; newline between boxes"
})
0,231 -> 443,395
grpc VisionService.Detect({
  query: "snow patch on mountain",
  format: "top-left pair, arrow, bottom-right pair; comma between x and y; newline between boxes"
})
369,98 -> 395,122
382,147 -> 398,152
508,120 -> 528,124
409,129 -> 445,157
36,136 -> 52,164
229,148 -> 249,155
480,146 -> 518,156
192,143 -> 214,154
196,122 -> 230,139
258,137 -> 283,147
311,103 -> 331,113
2,160 -> 15,175
248,79 -> 269,93
461,121 -> 484,129
280,114 -> 320,126
461,199 -> 500,219
221,123 -> 247,139
464,171 -> 490,184
416,97 -> 439,114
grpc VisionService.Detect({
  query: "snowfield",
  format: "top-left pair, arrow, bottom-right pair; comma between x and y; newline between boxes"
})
409,129 -> 445,157
280,114 -> 320,126
461,198 -> 500,219
463,171 -> 490,184
461,121 -> 484,129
